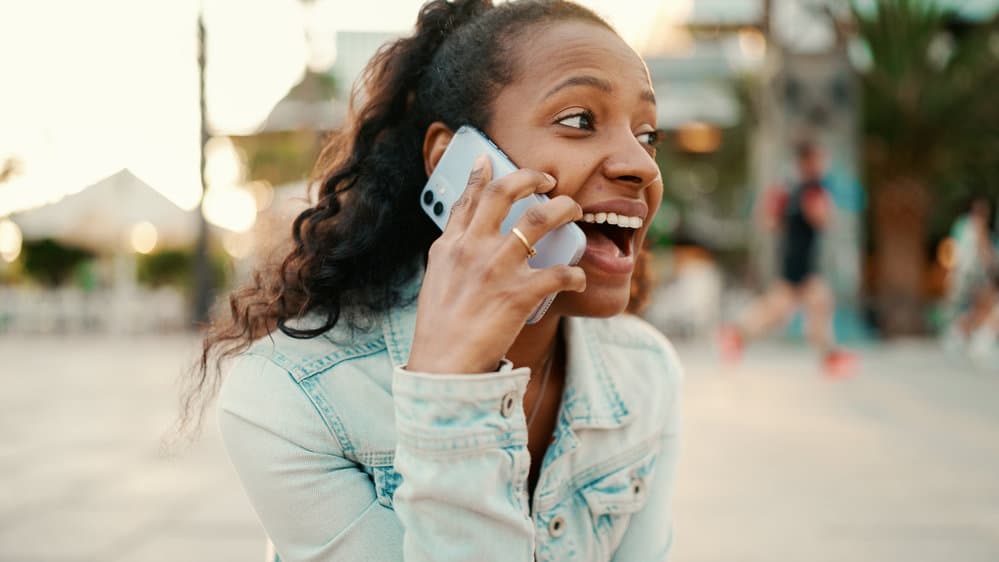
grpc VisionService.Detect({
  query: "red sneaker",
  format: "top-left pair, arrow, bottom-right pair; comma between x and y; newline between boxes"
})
822,349 -> 857,378
717,325 -> 745,363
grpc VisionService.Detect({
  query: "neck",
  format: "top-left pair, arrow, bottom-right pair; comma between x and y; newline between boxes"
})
507,313 -> 562,375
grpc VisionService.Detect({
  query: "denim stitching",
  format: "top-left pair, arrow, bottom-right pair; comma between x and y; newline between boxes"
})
581,323 -> 629,423
294,339 -> 387,382
300,376 -> 357,456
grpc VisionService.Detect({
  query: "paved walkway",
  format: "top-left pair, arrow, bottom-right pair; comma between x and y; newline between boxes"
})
1,334 -> 996,561
671,340 -> 999,562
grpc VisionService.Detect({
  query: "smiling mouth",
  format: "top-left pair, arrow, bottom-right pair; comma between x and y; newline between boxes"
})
575,212 -> 641,257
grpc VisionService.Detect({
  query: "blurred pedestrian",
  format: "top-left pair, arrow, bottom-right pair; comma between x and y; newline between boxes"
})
943,197 -> 997,341
943,196 -> 999,363
965,267 -> 999,367
718,141 -> 856,376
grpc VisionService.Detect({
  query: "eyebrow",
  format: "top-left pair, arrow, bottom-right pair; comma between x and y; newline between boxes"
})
544,75 -> 657,105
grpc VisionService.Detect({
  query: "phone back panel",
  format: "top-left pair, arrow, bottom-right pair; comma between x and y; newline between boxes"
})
421,126 -> 586,270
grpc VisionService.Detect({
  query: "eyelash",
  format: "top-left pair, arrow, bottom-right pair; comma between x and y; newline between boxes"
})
555,111 -> 660,150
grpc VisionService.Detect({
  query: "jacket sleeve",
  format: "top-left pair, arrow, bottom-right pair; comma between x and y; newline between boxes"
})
391,363 -> 535,561
217,353 -> 535,562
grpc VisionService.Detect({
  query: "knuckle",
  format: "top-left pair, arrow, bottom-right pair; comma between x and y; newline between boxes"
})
484,179 -> 507,198
524,206 -> 548,228
466,167 -> 486,187
427,239 -> 448,260
556,267 -> 575,285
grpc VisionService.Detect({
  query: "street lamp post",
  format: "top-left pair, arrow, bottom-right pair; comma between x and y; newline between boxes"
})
193,7 -> 213,327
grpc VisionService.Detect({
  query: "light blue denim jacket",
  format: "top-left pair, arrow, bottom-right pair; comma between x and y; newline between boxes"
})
218,279 -> 683,562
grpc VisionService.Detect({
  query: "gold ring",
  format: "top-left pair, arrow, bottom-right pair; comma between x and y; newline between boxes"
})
511,227 -> 537,258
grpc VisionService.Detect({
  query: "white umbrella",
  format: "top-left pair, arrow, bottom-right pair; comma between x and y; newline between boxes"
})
12,168 -> 197,253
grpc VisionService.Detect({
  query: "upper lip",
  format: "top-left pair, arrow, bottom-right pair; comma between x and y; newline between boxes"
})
580,199 -> 649,221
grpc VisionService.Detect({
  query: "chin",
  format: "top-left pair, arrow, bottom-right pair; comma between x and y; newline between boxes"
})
553,281 -> 631,318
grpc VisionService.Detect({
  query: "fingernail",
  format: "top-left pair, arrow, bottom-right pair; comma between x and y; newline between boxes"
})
473,154 -> 488,170
543,173 -> 557,186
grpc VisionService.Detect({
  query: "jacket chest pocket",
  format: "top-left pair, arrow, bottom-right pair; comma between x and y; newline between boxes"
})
577,448 -> 658,557
370,465 -> 403,509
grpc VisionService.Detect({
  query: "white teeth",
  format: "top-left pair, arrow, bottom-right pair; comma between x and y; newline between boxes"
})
577,212 -> 644,229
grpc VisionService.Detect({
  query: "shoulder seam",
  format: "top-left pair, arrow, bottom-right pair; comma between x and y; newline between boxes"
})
228,353 -> 350,455
294,338 -> 388,382
246,337 -> 388,382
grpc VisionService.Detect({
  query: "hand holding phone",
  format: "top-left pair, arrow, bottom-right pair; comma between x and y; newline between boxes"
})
420,126 -> 586,323
406,126 -> 587,374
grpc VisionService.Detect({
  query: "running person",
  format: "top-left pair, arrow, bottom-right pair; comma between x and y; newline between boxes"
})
719,141 -> 856,375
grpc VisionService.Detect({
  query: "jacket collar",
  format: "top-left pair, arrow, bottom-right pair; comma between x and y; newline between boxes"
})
382,273 -> 632,430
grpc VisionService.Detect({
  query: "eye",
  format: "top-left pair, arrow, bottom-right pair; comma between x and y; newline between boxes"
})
556,110 -> 595,130
637,130 -> 661,147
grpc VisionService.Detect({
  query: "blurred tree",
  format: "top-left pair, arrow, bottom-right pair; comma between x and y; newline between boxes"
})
137,248 -> 231,295
851,0 -> 999,334
21,238 -> 93,287
232,130 -> 321,186
138,249 -> 193,288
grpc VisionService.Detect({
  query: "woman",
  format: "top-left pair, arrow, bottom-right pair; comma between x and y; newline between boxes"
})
183,1 -> 682,560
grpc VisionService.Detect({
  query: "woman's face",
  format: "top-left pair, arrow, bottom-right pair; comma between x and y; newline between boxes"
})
487,21 -> 663,318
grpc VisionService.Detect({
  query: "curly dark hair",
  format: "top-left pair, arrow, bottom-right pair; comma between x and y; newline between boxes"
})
175,0 -> 655,439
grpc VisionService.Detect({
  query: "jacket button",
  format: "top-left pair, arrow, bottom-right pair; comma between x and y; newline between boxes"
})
548,514 -> 566,537
500,391 -> 518,418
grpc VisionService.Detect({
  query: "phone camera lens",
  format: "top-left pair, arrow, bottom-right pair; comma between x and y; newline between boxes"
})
433,202 -> 444,216
422,190 -> 434,205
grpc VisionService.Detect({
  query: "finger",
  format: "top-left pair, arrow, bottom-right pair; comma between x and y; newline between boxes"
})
443,154 -> 492,233
470,168 -> 557,235
502,195 -> 582,260
528,265 -> 587,300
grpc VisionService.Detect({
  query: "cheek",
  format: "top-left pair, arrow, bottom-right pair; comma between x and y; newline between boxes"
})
641,183 -> 665,237
525,149 -> 598,199
648,181 -> 664,209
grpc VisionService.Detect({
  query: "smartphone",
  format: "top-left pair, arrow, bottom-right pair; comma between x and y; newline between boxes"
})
420,126 -> 587,324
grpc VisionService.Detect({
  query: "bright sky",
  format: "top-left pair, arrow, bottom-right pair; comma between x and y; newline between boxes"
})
1,0 -> 995,218
0,0 -> 705,218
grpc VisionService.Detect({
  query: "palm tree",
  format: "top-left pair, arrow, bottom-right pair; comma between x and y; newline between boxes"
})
850,0 -> 999,334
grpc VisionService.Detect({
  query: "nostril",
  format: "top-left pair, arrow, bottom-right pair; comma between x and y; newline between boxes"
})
618,175 -> 642,184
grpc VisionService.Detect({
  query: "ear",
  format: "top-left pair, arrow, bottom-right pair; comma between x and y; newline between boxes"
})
423,122 -> 454,177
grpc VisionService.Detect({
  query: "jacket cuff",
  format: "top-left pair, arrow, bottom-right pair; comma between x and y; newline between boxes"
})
392,361 -> 531,454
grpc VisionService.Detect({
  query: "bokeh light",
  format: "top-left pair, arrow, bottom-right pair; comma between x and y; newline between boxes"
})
738,28 -> 767,61
129,221 -> 158,254
222,230 -> 255,259
202,186 -> 257,232
204,136 -> 246,188
676,121 -> 723,154
0,218 -> 23,262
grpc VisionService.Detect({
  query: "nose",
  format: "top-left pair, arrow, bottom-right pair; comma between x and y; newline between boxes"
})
600,129 -> 661,191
